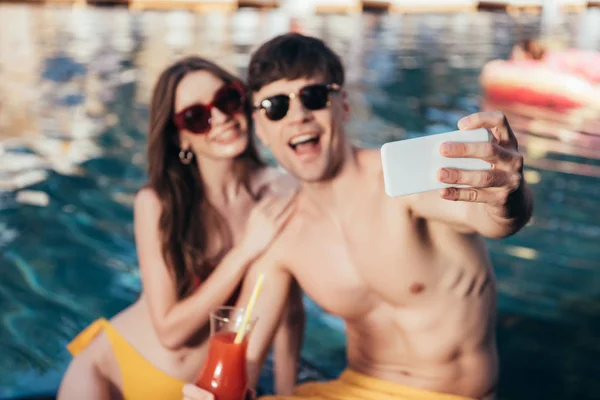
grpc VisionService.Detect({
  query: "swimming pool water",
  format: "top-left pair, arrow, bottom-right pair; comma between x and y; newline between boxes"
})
1,4 -> 600,399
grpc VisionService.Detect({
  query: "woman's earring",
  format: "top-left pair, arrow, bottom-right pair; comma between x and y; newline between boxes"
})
179,149 -> 194,165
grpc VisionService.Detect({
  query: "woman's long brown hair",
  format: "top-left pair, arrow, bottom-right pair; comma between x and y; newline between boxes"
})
147,56 -> 265,299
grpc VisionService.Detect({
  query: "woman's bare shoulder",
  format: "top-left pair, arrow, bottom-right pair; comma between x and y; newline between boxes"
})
134,186 -> 162,215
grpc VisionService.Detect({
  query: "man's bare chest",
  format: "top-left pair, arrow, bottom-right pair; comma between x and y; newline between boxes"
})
283,212 -> 439,318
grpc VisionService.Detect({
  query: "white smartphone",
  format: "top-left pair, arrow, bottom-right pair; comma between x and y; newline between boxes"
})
381,128 -> 493,197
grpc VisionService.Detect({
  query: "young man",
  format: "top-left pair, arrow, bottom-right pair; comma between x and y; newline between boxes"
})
184,33 -> 532,400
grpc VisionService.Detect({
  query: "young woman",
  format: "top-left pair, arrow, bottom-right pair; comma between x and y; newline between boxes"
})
58,56 -> 304,400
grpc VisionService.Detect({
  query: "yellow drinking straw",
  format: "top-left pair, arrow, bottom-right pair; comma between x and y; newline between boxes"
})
234,273 -> 265,344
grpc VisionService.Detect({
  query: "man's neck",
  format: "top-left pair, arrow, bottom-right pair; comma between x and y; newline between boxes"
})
302,144 -> 362,216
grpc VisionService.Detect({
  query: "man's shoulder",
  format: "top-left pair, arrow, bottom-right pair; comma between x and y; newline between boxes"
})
252,166 -> 299,197
355,147 -> 385,180
256,208 -> 307,276
357,147 -> 382,164
354,147 -> 418,212
248,235 -> 294,280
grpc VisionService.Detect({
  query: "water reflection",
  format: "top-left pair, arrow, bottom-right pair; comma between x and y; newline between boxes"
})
1,4 -> 600,400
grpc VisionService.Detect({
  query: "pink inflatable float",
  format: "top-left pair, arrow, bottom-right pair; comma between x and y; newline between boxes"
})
480,50 -> 600,111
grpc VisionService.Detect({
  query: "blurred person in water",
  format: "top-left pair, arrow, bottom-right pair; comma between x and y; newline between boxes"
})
510,38 -> 547,61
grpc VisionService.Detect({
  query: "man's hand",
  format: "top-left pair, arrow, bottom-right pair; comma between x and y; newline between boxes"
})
404,111 -> 532,238
438,111 -> 524,219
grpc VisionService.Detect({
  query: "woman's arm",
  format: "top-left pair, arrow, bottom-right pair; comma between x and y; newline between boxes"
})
135,188 -> 254,350
135,187 -> 296,350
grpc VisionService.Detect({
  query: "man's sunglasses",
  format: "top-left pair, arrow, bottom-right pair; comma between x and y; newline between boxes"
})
254,83 -> 341,121
173,81 -> 245,134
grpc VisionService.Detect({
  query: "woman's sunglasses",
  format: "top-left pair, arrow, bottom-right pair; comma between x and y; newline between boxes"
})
173,81 -> 245,134
254,83 -> 341,121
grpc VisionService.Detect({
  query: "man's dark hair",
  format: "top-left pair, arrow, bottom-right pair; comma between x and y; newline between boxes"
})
247,33 -> 345,94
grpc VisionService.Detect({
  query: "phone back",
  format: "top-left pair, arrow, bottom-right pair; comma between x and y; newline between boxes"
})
381,128 -> 493,197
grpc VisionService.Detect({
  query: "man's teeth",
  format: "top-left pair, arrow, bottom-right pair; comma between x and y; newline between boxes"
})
289,134 -> 318,145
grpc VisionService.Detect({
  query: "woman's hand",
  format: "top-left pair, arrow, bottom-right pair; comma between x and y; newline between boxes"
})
181,385 -> 257,400
240,191 -> 297,259
182,384 -> 214,400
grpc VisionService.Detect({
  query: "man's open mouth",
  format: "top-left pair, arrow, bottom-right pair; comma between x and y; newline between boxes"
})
288,133 -> 321,154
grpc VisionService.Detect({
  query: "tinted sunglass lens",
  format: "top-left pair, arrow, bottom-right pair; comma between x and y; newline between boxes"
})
262,96 -> 289,121
215,86 -> 244,115
184,106 -> 211,133
300,84 -> 329,110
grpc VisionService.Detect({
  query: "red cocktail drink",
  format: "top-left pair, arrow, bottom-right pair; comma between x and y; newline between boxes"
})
195,307 -> 255,400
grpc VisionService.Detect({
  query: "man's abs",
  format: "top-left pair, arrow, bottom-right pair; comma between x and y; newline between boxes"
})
343,291 -> 498,399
